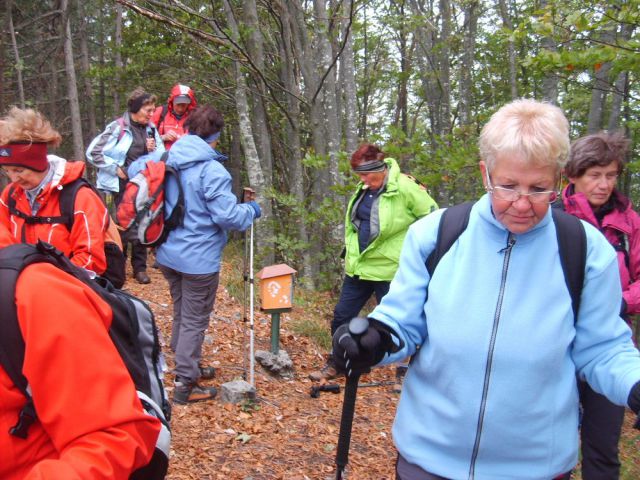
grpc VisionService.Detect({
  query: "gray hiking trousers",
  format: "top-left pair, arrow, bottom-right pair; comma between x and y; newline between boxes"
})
159,264 -> 219,383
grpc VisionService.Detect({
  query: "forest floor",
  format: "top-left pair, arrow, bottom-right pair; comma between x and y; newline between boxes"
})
126,248 -> 640,480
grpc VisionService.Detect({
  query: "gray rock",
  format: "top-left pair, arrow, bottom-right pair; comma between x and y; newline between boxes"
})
220,379 -> 256,404
255,349 -> 294,377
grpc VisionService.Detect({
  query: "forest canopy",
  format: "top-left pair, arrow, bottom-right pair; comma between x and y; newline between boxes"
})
2,0 -> 638,287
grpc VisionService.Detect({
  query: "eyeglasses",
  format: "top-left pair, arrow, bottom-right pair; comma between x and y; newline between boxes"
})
485,171 -> 558,204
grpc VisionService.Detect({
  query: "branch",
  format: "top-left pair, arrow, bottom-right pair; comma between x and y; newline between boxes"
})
116,0 -> 229,48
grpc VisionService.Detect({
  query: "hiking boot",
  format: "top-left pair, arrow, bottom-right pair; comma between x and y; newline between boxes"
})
134,271 -> 151,284
173,379 -> 217,405
199,365 -> 216,380
309,357 -> 339,382
393,365 -> 408,394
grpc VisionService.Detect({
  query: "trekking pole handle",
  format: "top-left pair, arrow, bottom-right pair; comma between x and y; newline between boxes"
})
335,317 -> 370,480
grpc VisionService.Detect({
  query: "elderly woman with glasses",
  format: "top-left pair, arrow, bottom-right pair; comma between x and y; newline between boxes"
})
331,99 -> 640,480
560,131 -> 640,480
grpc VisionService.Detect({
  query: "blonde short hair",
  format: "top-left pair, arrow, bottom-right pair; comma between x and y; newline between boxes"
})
0,107 -> 62,147
479,99 -> 569,172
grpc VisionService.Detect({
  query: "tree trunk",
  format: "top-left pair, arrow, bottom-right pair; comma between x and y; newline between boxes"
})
113,3 -> 123,116
359,5 -> 370,139
240,0 -> 275,264
538,0 -> 562,103
223,0 -> 272,260
77,0 -> 97,142
61,0 -> 84,160
7,1 -> 26,108
608,71 -> 627,132
438,0 -> 452,135
497,0 -> 518,100
49,59 -> 58,125
278,1 -> 313,282
339,1 -> 358,155
607,24 -> 633,132
392,1 -> 410,138
460,0 -> 479,126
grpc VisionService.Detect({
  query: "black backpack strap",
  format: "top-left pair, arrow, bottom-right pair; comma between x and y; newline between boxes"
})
0,241 -> 92,438
157,104 -> 169,132
7,179 -> 92,233
426,202 -> 474,277
164,164 -> 184,229
552,208 -> 586,322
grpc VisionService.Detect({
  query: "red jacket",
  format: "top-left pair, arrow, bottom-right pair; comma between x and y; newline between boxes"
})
151,84 -> 197,149
562,185 -> 640,314
0,156 -> 108,274
0,260 -> 161,479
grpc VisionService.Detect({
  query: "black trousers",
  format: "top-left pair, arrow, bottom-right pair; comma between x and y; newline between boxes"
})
579,381 -> 625,480
330,274 -> 390,335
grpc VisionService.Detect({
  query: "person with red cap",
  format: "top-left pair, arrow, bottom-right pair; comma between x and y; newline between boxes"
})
0,107 -> 109,276
152,84 -> 197,150
0,222 -> 162,479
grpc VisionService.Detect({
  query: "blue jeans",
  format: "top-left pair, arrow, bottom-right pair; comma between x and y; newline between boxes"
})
331,275 -> 390,335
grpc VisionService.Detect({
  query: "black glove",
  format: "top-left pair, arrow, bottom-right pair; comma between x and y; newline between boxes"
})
332,317 -> 404,377
628,381 -> 640,429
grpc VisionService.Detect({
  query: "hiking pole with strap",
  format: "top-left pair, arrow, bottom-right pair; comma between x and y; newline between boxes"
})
335,317 -> 370,480
242,225 -> 250,382
248,221 -> 256,388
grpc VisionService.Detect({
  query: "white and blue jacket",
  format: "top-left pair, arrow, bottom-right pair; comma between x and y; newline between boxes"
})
372,194 -> 640,480
155,134 -> 256,275
85,112 -> 164,192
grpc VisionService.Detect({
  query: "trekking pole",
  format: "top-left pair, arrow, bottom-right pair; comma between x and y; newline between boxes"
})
248,222 -> 255,388
335,317 -> 370,480
242,227 -> 249,382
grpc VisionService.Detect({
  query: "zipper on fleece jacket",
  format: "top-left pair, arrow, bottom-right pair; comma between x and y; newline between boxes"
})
468,233 -> 516,480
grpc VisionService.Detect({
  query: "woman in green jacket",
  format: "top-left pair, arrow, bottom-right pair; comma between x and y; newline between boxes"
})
310,144 -> 438,383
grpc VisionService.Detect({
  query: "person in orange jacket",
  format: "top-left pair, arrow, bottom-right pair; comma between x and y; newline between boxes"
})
0,107 -> 108,275
151,84 -> 197,150
0,224 -> 161,479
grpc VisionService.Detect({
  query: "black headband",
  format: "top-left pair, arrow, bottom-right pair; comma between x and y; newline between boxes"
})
128,93 -> 152,113
353,160 -> 386,173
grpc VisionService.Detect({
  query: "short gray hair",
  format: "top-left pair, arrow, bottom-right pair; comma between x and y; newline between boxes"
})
479,99 -> 570,172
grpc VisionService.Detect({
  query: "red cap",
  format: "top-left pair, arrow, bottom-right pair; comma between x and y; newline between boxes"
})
0,143 -> 49,171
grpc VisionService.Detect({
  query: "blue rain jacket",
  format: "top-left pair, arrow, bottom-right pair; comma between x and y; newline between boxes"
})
155,135 -> 256,274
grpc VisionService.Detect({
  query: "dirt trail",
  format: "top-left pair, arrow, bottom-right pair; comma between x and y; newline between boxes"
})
128,263 -> 399,480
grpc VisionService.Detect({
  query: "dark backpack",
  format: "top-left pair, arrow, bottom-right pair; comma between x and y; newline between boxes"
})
426,202 -> 587,320
7,178 -> 126,288
0,241 -> 170,479
116,152 -> 184,247
155,104 -> 169,133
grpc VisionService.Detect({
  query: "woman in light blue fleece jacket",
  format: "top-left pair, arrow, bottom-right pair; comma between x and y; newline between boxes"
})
155,105 -> 260,405
332,99 -> 640,480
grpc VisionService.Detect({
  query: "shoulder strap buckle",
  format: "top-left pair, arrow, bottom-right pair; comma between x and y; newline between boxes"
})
9,400 -> 36,439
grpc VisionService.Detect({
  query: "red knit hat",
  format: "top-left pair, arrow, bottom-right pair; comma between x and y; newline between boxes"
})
0,142 -> 48,171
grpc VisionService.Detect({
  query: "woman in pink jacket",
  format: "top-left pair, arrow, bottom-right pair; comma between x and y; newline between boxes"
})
561,130 -> 640,480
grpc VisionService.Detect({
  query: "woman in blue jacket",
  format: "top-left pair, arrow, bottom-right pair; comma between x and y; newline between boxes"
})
332,99 -> 640,479
156,105 -> 260,405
